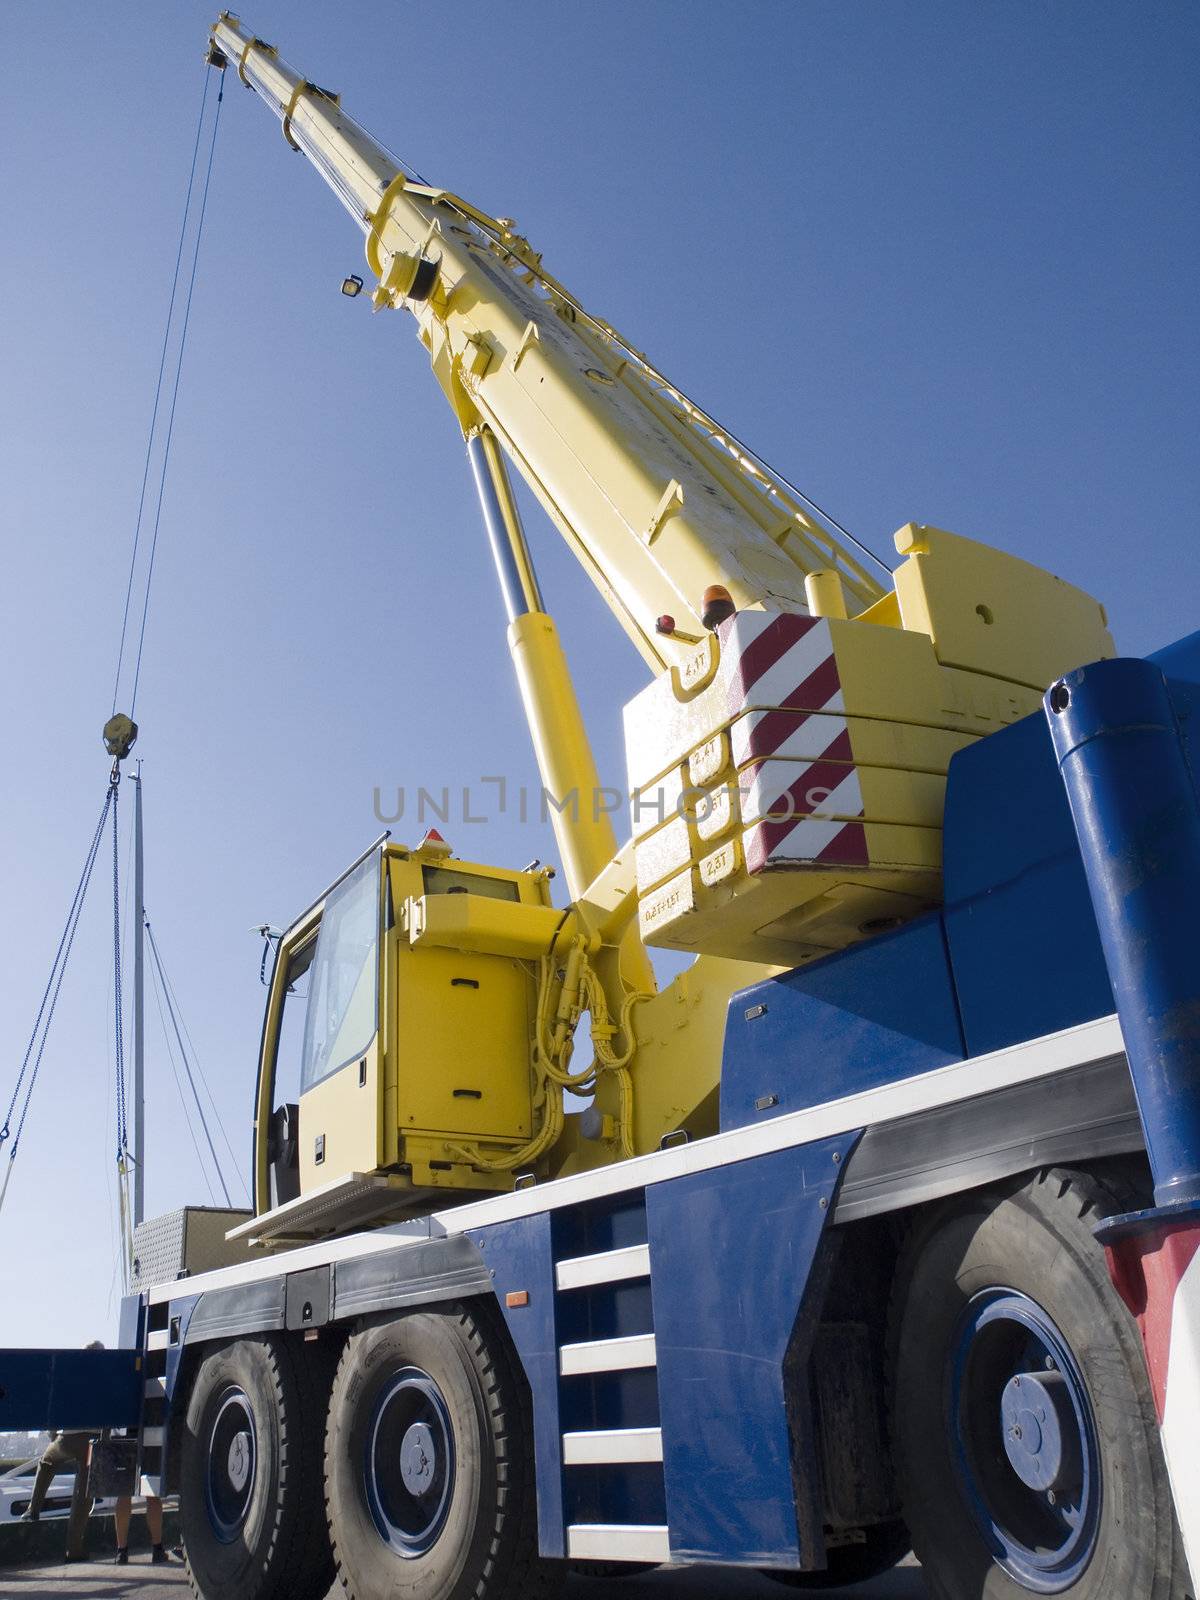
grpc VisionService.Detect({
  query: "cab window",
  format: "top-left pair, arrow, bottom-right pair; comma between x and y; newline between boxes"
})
272,937 -> 315,1107
299,854 -> 380,1093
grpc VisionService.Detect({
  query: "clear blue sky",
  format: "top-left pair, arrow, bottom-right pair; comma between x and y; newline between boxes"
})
1,1 -> 1196,1346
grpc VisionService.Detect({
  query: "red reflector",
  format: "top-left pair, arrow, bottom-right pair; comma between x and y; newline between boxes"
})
505,1290 -> 530,1309
655,615 -> 676,635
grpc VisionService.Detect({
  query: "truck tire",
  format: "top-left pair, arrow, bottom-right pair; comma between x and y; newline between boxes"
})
179,1335 -> 332,1600
890,1167 -> 1189,1600
325,1302 -> 555,1600
763,1519 -> 910,1587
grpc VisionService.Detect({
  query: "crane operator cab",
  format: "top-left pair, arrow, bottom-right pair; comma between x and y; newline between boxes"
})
231,833 -> 562,1248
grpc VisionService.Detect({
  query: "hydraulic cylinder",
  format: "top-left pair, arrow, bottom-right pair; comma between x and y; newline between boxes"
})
1045,656 -> 1200,1209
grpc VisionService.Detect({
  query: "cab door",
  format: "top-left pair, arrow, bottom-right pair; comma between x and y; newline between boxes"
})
295,851 -> 385,1192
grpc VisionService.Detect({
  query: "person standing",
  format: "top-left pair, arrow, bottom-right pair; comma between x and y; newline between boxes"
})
113,1491 -> 172,1565
20,1338 -> 106,1562
22,1429 -> 95,1562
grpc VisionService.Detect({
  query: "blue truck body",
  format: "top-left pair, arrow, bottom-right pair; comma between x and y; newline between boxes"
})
5,634 -> 1200,1591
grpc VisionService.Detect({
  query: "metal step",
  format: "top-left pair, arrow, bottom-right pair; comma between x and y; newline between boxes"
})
225,1171 -> 414,1245
566,1523 -> 670,1562
562,1426 -> 663,1465
559,1332 -> 657,1377
555,1243 -> 650,1292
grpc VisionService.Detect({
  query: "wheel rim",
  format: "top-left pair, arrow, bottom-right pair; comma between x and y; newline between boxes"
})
205,1386 -> 258,1544
363,1365 -> 455,1558
948,1288 -> 1101,1593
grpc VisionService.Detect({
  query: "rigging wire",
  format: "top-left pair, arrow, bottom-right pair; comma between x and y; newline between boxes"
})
146,949 -> 217,1207
151,931 -> 249,1201
3,70 -> 226,1239
111,68 -> 214,717
0,783 -> 115,1215
144,918 -> 233,1206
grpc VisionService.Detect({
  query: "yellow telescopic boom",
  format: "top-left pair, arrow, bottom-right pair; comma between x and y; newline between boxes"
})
208,13 -> 883,671
209,14 -> 1120,1231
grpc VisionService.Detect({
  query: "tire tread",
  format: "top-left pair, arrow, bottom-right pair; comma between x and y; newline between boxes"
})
182,1335 -> 333,1600
887,1164 -> 1187,1600
326,1300 -> 556,1600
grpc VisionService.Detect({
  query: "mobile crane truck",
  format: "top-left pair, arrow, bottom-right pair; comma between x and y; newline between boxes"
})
4,16 -> 1199,1600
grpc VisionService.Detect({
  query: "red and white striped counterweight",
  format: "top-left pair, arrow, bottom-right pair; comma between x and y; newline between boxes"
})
623,604 -> 1022,966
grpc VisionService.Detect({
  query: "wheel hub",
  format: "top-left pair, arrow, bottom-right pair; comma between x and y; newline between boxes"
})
364,1366 -> 455,1557
950,1288 -> 1101,1592
205,1387 -> 258,1544
227,1429 -> 253,1493
1001,1370 -> 1081,1494
400,1421 -> 437,1495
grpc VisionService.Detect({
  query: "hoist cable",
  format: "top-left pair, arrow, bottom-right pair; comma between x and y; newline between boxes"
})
129,74 -> 225,718
4,68 -> 225,1229
111,68 -> 213,717
144,919 -> 232,1206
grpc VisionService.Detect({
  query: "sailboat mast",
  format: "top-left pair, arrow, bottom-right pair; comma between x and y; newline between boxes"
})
132,764 -> 145,1228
